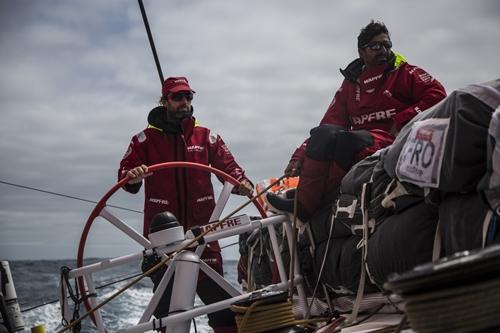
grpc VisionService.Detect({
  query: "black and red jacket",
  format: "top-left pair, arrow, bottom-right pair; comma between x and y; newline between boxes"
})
118,107 -> 250,250
292,52 -> 447,161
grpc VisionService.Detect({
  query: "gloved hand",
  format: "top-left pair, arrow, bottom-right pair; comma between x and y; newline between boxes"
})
237,179 -> 254,196
284,159 -> 302,177
305,124 -> 344,161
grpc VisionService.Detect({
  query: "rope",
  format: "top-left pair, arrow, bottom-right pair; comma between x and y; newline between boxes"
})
0,179 -> 142,214
60,266 -> 82,333
404,276 -> 500,332
231,299 -> 296,333
57,175 -> 286,333
22,271 -> 143,313
231,298 -> 330,333
305,205 -> 336,319
220,241 -> 238,249
346,182 -> 370,325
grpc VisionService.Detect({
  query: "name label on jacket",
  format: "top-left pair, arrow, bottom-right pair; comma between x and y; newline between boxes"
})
187,145 -> 205,153
351,108 -> 396,125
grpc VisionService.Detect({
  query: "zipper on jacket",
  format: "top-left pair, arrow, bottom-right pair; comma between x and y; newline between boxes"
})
180,134 -> 189,227
172,133 -> 189,226
173,135 -> 183,223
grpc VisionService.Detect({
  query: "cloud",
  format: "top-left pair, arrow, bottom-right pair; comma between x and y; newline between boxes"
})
1,1 -> 499,260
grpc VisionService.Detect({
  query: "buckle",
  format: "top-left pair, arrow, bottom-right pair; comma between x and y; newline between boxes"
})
335,198 -> 358,219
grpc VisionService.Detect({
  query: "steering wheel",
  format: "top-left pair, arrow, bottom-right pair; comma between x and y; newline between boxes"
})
75,161 -> 267,330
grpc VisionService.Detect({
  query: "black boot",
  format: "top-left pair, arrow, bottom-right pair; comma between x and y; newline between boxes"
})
266,193 -> 309,226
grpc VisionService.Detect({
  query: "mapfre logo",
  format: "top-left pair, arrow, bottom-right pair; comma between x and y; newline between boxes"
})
352,109 -> 396,125
363,73 -> 383,84
418,72 -> 432,83
198,215 -> 251,234
187,145 -> 204,153
149,198 -> 169,205
196,195 -> 214,203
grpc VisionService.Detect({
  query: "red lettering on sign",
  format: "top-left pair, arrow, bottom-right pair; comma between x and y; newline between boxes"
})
416,128 -> 433,141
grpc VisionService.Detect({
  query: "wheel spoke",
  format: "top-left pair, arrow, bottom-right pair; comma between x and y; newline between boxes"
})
199,260 -> 241,297
139,259 -> 176,324
99,207 -> 152,249
209,181 -> 234,222
85,273 -> 106,333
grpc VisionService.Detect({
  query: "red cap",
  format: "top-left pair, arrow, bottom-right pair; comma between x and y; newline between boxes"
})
161,77 -> 195,95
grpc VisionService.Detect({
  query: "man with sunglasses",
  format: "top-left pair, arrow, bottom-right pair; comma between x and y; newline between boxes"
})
118,76 -> 253,333
267,20 -> 446,225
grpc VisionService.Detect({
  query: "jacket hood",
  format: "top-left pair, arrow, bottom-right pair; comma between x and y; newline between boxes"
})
340,51 -> 407,82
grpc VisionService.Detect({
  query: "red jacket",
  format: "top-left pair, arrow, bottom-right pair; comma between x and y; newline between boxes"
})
292,52 -> 446,160
118,108 -> 250,246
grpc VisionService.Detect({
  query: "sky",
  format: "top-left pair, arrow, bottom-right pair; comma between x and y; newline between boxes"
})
1,0 -> 499,261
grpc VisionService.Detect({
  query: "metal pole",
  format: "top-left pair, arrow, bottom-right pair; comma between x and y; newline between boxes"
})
138,0 -> 164,85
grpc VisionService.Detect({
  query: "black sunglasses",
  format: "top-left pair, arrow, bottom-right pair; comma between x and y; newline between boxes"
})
170,92 -> 194,102
363,40 -> 392,51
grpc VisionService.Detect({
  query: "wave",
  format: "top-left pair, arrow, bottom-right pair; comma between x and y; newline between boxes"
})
12,259 -> 238,332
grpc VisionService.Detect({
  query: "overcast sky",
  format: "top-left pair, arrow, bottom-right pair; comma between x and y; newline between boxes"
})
1,1 -> 499,261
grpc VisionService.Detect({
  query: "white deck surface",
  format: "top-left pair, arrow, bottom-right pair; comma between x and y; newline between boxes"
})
339,314 -> 413,332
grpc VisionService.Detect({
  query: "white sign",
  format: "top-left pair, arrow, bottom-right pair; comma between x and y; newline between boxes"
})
199,214 -> 251,234
396,118 -> 450,188
186,214 -> 251,239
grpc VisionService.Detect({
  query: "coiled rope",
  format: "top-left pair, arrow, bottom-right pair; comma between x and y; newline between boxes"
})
404,276 -> 500,332
386,244 -> 500,333
231,299 -> 296,333
230,297 -> 330,333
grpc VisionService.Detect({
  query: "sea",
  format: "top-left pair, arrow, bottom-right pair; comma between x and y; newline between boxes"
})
9,259 -> 241,333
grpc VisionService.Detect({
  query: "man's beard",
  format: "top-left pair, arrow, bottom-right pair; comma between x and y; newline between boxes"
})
375,54 -> 388,64
171,105 -> 193,119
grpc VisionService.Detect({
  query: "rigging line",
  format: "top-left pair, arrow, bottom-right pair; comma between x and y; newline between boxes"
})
0,180 -> 142,214
306,205 -> 335,319
21,271 -> 144,313
220,241 -> 238,250
138,0 -> 164,85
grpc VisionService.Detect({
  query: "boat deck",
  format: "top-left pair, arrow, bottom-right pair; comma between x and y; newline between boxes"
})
340,313 -> 412,332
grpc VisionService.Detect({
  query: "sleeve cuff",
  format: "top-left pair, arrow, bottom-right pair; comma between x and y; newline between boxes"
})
123,182 -> 142,194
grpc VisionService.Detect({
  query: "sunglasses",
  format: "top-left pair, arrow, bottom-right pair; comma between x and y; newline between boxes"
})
363,40 -> 392,51
170,92 -> 194,102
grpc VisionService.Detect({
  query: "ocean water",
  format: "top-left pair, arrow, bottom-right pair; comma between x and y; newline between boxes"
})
9,258 -> 241,332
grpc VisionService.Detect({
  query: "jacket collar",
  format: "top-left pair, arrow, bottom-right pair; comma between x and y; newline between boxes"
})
339,51 -> 407,83
147,106 -> 196,137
